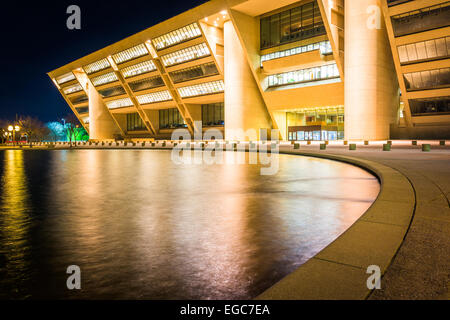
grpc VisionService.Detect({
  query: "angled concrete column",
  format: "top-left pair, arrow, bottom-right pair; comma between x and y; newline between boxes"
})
224,20 -> 272,141
344,0 -> 399,141
88,83 -> 120,140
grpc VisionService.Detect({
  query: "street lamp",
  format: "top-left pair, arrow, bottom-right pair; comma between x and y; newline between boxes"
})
8,125 -> 20,146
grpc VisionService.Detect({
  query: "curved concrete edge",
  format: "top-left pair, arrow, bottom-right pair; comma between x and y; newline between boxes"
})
256,150 -> 416,300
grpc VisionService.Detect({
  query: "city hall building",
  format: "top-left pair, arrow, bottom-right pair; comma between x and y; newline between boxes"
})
48,0 -> 450,141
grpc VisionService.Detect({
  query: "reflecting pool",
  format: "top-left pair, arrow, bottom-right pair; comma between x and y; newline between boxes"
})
0,150 -> 379,299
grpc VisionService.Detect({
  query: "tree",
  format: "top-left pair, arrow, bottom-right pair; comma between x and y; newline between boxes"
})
17,116 -> 45,146
47,121 -> 66,142
36,126 -> 51,142
0,119 -> 8,144
64,113 -> 82,147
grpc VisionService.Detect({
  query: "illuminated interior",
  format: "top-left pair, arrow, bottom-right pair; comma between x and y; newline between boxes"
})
152,23 -> 202,50
136,91 -> 173,104
112,44 -> 149,65
106,97 -> 134,109
121,60 -> 157,78
161,43 -> 210,67
83,58 -> 111,75
91,72 -> 119,87
178,80 -> 224,98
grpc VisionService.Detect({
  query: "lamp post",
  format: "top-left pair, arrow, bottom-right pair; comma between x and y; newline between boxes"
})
8,125 -> 20,146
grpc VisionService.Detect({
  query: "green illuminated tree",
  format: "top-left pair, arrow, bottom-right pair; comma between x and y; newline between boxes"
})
64,113 -> 83,147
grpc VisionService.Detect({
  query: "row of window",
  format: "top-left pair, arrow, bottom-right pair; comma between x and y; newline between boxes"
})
56,72 -> 76,85
98,85 -> 126,98
161,43 -> 210,67
152,23 -> 202,51
268,63 -> 339,87
409,96 -> 450,115
121,60 -> 157,79
169,62 -> 218,83
106,97 -> 134,109
260,1 -> 325,49
63,83 -> 83,95
129,76 -> 165,92
398,37 -> 450,65
387,0 -> 413,7
391,2 -> 450,37
178,80 -> 225,98
288,130 -> 344,141
404,67 -> 450,91
202,103 -> 224,126
261,41 -> 332,66
136,90 -> 172,105
159,108 -> 185,129
126,113 -> 147,131
84,58 -> 111,75
75,106 -> 89,114
112,44 -> 149,65
91,72 -> 118,87
69,94 -> 88,105
287,108 -> 344,127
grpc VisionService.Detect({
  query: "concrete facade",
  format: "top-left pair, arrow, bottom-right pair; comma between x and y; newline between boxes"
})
48,0 -> 450,141
344,0 -> 399,141
224,20 -> 272,140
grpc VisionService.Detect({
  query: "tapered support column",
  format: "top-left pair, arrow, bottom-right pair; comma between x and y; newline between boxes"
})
224,20 -> 272,141
344,0 -> 399,141
88,83 -> 120,140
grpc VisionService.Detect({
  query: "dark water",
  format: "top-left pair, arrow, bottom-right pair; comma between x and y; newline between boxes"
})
0,150 -> 379,299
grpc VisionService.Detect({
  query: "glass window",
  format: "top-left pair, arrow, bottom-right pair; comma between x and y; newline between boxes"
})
128,76 -> 164,92
178,80 -> 225,98
391,3 -> 450,37
127,113 -> 147,131
170,62 -> 219,83
397,37 -> 450,64
75,106 -> 89,114
161,43 -> 210,67
159,108 -> 185,129
404,67 -> 450,91
69,94 -> 88,105
98,85 -> 126,98
136,90 -> 172,104
83,58 -> 111,75
112,44 -> 149,64
105,98 -> 133,109
63,83 -> 83,95
409,96 -> 450,115
261,41 -> 332,66
312,131 -> 321,141
260,1 -> 326,49
152,23 -> 202,50
202,103 -> 224,126
121,60 -> 157,78
267,63 -> 339,87
328,131 -> 337,140
91,72 -> 118,86
260,17 -> 271,49
56,72 -> 76,85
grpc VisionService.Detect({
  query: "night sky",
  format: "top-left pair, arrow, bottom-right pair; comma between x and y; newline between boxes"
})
0,0 -> 207,122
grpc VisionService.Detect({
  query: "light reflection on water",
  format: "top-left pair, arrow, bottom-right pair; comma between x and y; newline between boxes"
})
0,150 -> 379,299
